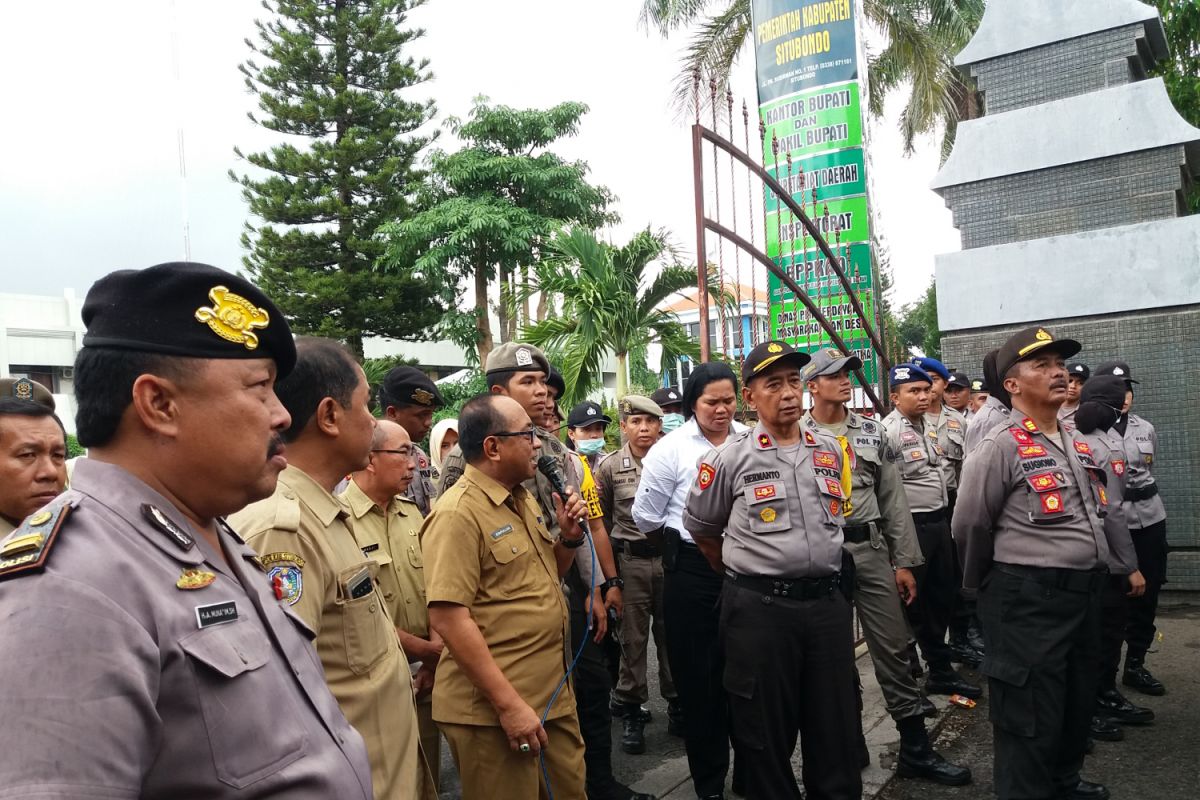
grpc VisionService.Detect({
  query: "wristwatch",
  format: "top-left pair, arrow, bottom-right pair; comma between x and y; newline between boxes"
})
559,533 -> 585,549
601,577 -> 625,597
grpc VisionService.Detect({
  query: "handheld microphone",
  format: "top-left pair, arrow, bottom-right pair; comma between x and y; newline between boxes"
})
536,454 -> 590,535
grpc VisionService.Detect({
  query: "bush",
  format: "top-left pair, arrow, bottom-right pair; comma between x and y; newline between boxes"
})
65,434 -> 86,459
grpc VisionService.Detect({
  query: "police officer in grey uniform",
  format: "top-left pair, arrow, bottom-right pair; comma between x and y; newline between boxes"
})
379,365 -> 444,516
884,364 -> 981,700
802,349 -> 970,786
954,326 -> 1110,800
1093,360 -> 1168,696
684,341 -> 861,800
0,262 -> 372,798
1073,376 -> 1152,738
965,350 -> 1013,455
1059,362 -> 1089,425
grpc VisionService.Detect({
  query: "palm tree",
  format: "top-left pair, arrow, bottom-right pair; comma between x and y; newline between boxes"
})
521,227 -> 713,404
640,0 -> 984,156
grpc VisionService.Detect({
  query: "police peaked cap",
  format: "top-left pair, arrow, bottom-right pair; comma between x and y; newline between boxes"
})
81,262 -> 296,377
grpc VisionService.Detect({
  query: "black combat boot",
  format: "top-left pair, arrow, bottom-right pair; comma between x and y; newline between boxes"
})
621,715 -> 646,755
1060,779 -> 1110,799
1096,687 -> 1155,724
1122,655 -> 1166,696
948,629 -> 982,668
666,699 -> 684,737
610,700 -> 653,722
966,617 -> 986,657
1088,715 -> 1123,742
925,666 -> 983,700
894,715 -> 972,786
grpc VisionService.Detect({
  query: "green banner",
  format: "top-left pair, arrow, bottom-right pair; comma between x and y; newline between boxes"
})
760,82 -> 863,159
766,148 -> 867,206
765,196 -> 870,257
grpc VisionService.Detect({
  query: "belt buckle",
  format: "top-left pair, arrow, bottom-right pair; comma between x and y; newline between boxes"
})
772,578 -> 790,598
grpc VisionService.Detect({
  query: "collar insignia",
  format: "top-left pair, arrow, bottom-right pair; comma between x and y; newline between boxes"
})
142,504 -> 194,551
194,286 -> 270,351
803,430 -> 817,446
757,433 -> 772,449
1021,417 -> 1039,433
176,568 -> 216,591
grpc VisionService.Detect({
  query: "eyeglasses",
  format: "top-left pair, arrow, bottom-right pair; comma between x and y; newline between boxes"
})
490,427 -> 537,445
371,447 -> 413,457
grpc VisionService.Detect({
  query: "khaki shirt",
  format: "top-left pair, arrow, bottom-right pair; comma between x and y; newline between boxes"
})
953,413 -> 1110,589
926,405 -> 968,490
231,465 -> 428,800
341,479 -> 429,638
964,395 -> 1011,455
0,458 -> 372,799
403,443 -> 438,517
594,442 -> 645,542
422,464 -> 574,725
1082,429 -> 1138,575
883,410 -> 948,513
683,422 -> 847,577
803,410 -> 923,569
1116,413 -> 1166,529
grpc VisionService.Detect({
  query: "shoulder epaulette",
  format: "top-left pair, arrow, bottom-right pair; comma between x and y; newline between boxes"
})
0,501 -> 74,580
271,490 -> 303,533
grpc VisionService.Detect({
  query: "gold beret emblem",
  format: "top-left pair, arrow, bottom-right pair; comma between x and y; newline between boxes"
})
412,388 -> 435,406
767,342 -> 783,353
195,286 -> 270,351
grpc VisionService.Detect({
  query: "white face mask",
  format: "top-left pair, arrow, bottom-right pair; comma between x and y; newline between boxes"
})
576,437 -> 605,456
661,413 -> 685,433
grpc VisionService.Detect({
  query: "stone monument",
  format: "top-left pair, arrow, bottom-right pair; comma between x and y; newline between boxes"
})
932,0 -> 1200,589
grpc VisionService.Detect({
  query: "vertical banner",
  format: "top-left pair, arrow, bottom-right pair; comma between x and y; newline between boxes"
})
751,0 -> 878,385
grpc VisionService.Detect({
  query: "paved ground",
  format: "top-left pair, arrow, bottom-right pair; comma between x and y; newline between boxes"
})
437,595 -> 1199,799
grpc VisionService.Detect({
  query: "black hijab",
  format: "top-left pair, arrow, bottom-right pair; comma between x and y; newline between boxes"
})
1076,375 -> 1128,434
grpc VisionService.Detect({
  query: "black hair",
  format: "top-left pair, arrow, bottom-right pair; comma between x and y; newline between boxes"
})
0,398 -> 67,441
73,348 -> 200,447
486,370 -> 520,391
681,362 -> 739,420
983,349 -> 1011,410
275,337 -> 360,443
458,393 -> 507,462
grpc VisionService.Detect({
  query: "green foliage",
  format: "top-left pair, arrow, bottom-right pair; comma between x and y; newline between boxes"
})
65,434 -> 86,460
378,98 -> 616,366
1154,0 -> 1200,211
894,279 -> 940,361
520,227 -> 709,404
432,371 -> 488,422
639,0 -> 983,155
233,0 -> 444,356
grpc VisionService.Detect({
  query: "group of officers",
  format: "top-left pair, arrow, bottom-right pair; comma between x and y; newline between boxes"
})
0,259 -> 1169,800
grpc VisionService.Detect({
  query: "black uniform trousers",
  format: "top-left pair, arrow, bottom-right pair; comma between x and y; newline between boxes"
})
979,565 -> 1102,800
1099,574 -> 1130,691
569,585 -> 620,799
1125,519 -> 1168,659
904,512 -> 958,676
663,542 -> 730,797
720,579 -> 862,800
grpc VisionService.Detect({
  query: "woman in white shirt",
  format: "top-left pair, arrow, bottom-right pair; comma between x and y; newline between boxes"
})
632,362 -> 746,800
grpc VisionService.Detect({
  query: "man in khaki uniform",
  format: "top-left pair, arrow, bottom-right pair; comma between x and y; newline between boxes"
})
379,366 -> 445,516
232,337 -> 431,800
424,393 -> 589,799
0,382 -> 67,538
594,395 -> 680,754
341,420 -> 443,787
0,262 -> 372,798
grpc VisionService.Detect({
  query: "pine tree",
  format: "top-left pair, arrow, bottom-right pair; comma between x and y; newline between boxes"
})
233,0 -> 442,357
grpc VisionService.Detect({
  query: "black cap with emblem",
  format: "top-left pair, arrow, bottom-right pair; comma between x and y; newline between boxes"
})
947,371 -> 971,390
1093,360 -> 1139,385
741,340 -> 811,384
650,387 -> 682,410
81,262 -> 297,377
380,365 -> 445,409
567,400 -> 611,429
994,326 -> 1081,380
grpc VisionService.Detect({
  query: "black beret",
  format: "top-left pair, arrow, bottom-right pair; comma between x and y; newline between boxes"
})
380,365 -> 444,408
546,366 -> 566,399
82,262 -> 296,377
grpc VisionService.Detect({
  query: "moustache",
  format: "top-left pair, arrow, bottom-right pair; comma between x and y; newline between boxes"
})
267,435 -> 286,459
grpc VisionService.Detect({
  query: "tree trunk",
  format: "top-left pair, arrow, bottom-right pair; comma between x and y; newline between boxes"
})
616,351 -> 629,400
474,266 -> 493,366
497,266 -> 511,345
535,288 -> 549,322
522,264 -> 532,331
347,333 -> 364,360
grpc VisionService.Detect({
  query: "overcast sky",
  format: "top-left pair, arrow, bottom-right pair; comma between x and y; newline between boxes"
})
0,0 -> 959,308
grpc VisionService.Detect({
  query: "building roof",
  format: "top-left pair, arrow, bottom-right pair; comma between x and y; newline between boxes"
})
931,79 -> 1200,191
661,283 -> 770,315
955,0 -> 1167,67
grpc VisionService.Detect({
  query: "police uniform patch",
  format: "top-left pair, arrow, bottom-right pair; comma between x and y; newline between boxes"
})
1112,459 -> 1126,476
0,502 -> 71,580
829,499 -> 841,516
1021,417 -> 1039,433
1029,472 -> 1059,491
813,451 -> 838,469
1010,428 -> 1034,446
908,449 -> 925,461
757,433 -> 772,449
824,478 -> 843,497
803,431 -> 817,446
1041,492 -> 1064,514
1073,441 -> 1091,455
753,485 -> 777,501
268,565 -> 303,605
260,551 -> 307,569
759,507 -> 777,523
697,463 -> 716,490
948,419 -> 961,430
861,421 -> 877,434
1018,444 -> 1048,459
901,432 -> 919,445
1098,486 -> 1109,506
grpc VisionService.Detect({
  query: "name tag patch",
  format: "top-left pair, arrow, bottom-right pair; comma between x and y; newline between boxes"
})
195,601 -> 238,629
490,525 -> 514,540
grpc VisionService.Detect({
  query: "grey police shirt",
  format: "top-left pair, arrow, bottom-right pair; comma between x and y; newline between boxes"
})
803,411 -> 923,570
682,422 -> 847,578
1083,428 -> 1138,575
0,458 -> 373,799
964,395 -> 1011,455
926,404 -> 967,490
953,414 -> 1110,589
1116,413 -> 1167,529
882,410 -> 948,514
403,442 -> 438,517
